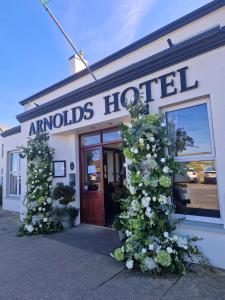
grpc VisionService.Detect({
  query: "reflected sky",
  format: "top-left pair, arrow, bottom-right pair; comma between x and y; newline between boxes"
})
167,104 -> 211,156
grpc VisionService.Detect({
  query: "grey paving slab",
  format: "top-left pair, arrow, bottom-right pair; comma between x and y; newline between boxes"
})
161,264 -> 225,300
0,209 -> 225,300
82,269 -> 180,300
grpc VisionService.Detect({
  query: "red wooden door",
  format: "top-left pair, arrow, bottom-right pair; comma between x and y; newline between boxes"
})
81,146 -> 105,226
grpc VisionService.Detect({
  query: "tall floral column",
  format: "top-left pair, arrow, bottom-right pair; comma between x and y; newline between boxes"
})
112,103 -> 207,275
18,132 -> 62,236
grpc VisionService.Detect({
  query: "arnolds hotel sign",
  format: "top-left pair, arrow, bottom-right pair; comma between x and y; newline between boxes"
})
29,66 -> 198,135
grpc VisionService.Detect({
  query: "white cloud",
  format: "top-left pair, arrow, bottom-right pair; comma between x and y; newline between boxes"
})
87,0 -> 156,60
49,0 -> 156,62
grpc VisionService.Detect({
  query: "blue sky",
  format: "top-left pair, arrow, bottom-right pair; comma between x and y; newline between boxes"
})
0,0 -> 211,127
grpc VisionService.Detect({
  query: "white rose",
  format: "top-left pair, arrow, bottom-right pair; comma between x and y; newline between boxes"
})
160,158 -> 166,163
149,244 -> 154,251
139,138 -> 144,144
150,137 -> 155,142
166,247 -> 173,254
126,259 -> 134,270
38,207 -> 42,212
131,200 -> 140,212
146,153 -> 152,159
163,232 -> 169,238
139,183 -> 143,187
125,230 -> 132,237
142,248 -> 147,254
153,154 -> 157,158
152,196 -> 156,202
47,198 -> 52,204
133,148 -> 138,154
43,217 -> 48,223
161,122 -> 166,127
146,144 -> 150,150
163,166 -> 169,174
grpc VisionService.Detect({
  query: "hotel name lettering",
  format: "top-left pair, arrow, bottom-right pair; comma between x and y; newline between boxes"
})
29,66 -> 198,135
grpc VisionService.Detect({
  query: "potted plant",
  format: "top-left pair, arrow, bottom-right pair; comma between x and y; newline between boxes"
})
52,183 -> 79,229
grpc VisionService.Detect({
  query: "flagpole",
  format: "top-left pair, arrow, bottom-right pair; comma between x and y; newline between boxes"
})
40,1 -> 97,81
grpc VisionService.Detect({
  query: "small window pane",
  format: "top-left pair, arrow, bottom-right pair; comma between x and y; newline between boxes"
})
9,174 -> 18,195
83,149 -> 101,191
167,104 -> 211,156
173,161 -> 220,218
10,152 -> 18,172
103,129 -> 121,143
81,133 -> 101,146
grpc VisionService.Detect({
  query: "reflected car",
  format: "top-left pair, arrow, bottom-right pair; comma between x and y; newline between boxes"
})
204,166 -> 217,184
187,169 -> 199,182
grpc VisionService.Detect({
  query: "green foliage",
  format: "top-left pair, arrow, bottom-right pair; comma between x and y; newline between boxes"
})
54,206 -> 79,225
112,101 -> 208,275
52,183 -> 75,205
18,132 -> 62,236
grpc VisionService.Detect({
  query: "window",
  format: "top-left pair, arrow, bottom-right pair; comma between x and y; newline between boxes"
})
80,128 -> 122,147
103,129 -> 121,143
165,102 -> 220,219
81,132 -> 101,146
8,151 -> 21,196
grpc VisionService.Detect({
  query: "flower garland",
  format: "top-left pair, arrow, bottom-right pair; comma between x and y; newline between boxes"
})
112,103 -> 207,275
18,132 -> 62,236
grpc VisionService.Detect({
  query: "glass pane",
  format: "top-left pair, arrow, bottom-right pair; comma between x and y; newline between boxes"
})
103,129 -> 121,143
173,161 -> 220,218
10,152 -> 18,172
81,133 -> 101,146
167,104 -> 211,156
83,149 -> 101,191
9,174 -> 18,195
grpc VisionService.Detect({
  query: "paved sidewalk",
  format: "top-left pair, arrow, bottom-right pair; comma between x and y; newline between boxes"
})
0,209 -> 225,300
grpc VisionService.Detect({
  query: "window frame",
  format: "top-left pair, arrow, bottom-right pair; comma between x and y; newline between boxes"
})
161,99 -> 222,224
8,150 -> 21,197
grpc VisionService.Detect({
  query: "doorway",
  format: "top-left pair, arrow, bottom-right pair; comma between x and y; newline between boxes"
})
80,128 -> 125,227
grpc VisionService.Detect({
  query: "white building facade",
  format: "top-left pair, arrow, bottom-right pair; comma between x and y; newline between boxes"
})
2,0 -> 225,268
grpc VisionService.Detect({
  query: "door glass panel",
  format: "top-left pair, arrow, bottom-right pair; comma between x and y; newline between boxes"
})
103,129 -> 121,143
173,160 -> 220,218
167,104 -> 211,156
81,133 -> 101,146
83,149 -> 101,191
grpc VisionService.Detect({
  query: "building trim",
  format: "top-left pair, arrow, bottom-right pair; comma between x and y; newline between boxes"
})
1,126 -> 21,137
19,0 -> 225,106
16,26 -> 225,123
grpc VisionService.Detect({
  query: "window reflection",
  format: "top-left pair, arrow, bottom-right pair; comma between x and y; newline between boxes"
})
103,129 -> 121,143
84,150 -> 101,191
167,104 -> 211,156
81,133 -> 101,146
173,161 -> 220,218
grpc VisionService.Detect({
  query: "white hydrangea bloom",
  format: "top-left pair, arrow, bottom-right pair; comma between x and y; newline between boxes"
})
143,257 -> 157,270
145,207 -> 153,218
141,197 -> 150,208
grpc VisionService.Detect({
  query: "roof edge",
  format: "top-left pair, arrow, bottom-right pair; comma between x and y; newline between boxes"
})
1,126 -> 21,137
19,0 -> 225,106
